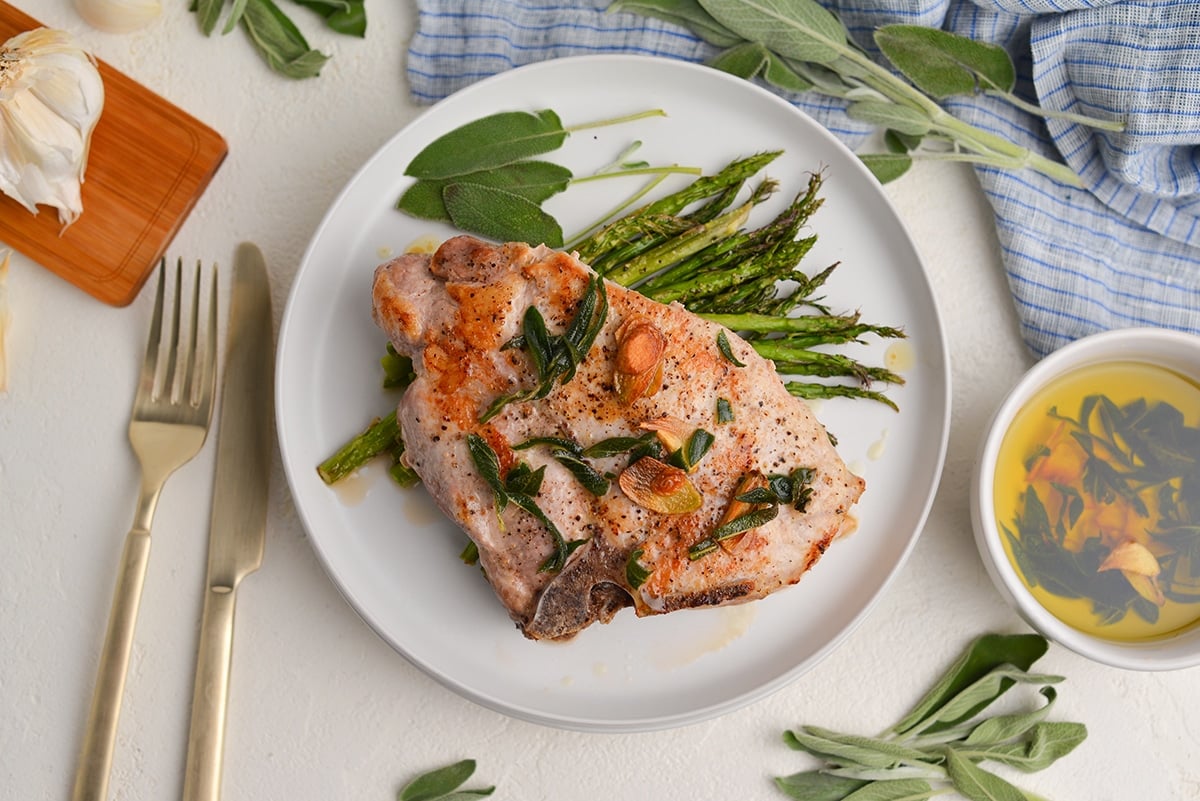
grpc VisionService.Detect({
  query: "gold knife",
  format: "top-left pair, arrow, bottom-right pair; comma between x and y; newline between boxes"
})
182,242 -> 274,801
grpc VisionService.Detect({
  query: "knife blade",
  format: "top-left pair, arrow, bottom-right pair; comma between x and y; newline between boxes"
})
182,242 -> 274,801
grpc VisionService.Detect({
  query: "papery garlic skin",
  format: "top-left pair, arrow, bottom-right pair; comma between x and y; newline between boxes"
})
0,28 -> 104,227
74,0 -> 162,35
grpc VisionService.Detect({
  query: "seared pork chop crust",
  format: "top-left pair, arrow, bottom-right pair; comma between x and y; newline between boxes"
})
373,235 -> 864,640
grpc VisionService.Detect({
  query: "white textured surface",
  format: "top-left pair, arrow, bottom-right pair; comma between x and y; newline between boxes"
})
1,2 -> 1197,800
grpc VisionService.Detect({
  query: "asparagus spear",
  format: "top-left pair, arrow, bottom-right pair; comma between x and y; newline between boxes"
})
317,410 -> 400,484
573,151 -> 782,263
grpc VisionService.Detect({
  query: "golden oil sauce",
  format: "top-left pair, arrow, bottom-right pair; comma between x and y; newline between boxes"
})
994,360 -> 1200,641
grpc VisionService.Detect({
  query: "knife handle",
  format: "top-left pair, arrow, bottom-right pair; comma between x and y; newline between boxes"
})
182,583 -> 238,801
72,527 -> 152,801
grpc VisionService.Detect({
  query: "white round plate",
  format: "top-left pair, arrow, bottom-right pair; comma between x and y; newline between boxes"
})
277,55 -> 950,732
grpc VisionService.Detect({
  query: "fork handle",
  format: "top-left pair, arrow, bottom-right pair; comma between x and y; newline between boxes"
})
182,582 -> 239,801
72,527 -> 152,801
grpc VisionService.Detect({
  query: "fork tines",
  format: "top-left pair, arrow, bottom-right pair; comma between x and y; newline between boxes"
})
144,258 -> 218,408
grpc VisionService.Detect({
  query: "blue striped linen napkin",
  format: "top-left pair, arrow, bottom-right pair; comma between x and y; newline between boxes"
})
407,0 -> 1200,358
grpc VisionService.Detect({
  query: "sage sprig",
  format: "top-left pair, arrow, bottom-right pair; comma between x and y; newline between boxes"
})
610,0 -> 1124,184
775,633 -> 1087,801
190,0 -> 364,79
398,108 -> 701,246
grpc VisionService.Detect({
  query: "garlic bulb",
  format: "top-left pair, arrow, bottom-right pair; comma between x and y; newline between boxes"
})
0,28 -> 104,228
74,0 -> 162,34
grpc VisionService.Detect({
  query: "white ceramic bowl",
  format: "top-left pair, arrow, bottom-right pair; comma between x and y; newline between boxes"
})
971,327 -> 1200,670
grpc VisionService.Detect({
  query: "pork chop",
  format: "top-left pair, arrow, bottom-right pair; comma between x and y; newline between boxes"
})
372,235 -> 865,640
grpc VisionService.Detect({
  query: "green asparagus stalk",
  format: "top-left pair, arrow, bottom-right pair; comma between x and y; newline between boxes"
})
573,151 -> 782,263
317,410 -> 400,484
604,200 -> 755,286
786,381 -> 899,410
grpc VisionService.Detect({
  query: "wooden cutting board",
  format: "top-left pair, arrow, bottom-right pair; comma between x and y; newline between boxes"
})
0,2 -> 227,306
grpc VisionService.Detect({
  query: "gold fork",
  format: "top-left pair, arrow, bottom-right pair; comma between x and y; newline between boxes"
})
72,259 -> 219,801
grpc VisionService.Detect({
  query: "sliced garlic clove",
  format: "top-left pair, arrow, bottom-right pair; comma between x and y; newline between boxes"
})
1098,540 -> 1161,577
618,456 -> 702,514
74,0 -> 163,34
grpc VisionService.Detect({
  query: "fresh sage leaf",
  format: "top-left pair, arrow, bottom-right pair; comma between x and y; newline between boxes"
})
763,51 -> 817,92
399,759 -> 489,801
709,40 -> 771,79
405,109 -> 566,179
962,686 -> 1058,747
443,182 -> 565,248
875,24 -> 1015,99
784,727 -> 929,770
698,0 -> 849,65
239,0 -> 330,79
840,778 -> 936,801
192,0 -> 226,35
859,153 -> 913,185
943,747 -> 1028,801
609,0 -> 743,47
891,634 -> 1049,736
976,722 -> 1088,773
920,667 -> 1064,734
709,42 -> 817,93
846,101 -> 932,137
292,0 -> 367,36
397,161 -> 573,222
884,130 -> 924,154
775,770 -> 869,801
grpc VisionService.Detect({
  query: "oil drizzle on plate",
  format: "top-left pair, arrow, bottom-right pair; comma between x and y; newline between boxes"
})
651,605 -> 758,670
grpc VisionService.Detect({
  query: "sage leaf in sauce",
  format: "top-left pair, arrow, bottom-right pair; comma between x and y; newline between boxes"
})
716,397 -> 734,424
716,329 -> 746,366
550,448 -> 611,496
626,547 -> 652,589
581,435 -> 654,458
466,434 -> 509,513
